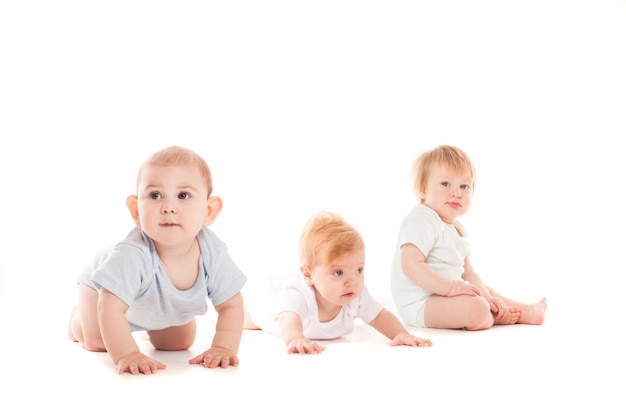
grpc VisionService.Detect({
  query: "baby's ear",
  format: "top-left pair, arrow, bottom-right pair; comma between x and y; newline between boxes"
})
126,195 -> 140,226
203,196 -> 223,227
299,266 -> 313,286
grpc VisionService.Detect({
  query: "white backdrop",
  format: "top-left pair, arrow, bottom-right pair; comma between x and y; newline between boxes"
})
1,1 -> 625,327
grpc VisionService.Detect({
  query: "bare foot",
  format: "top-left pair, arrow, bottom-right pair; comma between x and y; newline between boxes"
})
518,298 -> 547,325
494,306 -> 521,325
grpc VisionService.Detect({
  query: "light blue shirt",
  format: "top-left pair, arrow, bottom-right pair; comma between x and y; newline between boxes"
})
78,227 -> 247,331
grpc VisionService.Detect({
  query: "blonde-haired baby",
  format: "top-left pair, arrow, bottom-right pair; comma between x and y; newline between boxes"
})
68,145 -> 247,374
244,211 -> 431,354
391,144 -> 547,330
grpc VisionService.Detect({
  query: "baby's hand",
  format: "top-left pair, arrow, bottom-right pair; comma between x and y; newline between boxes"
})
117,352 -> 166,375
286,337 -> 326,355
488,296 -> 507,319
390,333 -> 432,347
189,346 -> 239,368
446,280 -> 481,297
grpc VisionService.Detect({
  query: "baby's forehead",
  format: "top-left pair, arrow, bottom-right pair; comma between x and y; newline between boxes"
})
138,163 -> 207,188
432,162 -> 473,179
322,247 -> 365,265
142,162 -> 202,177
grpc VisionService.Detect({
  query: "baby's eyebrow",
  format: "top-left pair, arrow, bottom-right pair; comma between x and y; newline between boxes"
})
142,184 -> 200,192
176,184 -> 201,192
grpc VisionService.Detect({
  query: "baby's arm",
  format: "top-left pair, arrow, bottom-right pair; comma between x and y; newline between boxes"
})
276,311 -> 325,354
401,243 -> 480,297
98,289 -> 166,375
460,257 -> 490,293
461,258 -> 505,319
368,308 -> 432,347
189,291 -> 244,368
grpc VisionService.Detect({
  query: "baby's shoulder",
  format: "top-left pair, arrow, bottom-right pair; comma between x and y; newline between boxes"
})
115,227 -> 155,256
405,205 -> 443,226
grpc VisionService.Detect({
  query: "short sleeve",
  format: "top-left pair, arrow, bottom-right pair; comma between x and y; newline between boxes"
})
397,206 -> 443,258
356,286 -> 384,324
89,243 -> 153,306
199,228 -> 248,306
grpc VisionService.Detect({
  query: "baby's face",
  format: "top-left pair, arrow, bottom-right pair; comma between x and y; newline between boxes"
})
309,248 -> 365,307
422,163 -> 473,224
135,163 -> 210,249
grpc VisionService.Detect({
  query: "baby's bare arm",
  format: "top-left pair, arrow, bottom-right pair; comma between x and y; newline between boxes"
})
98,289 -> 166,374
460,258 -> 491,296
276,311 -> 325,354
401,244 -> 480,296
98,289 -> 140,362
189,291 -> 244,368
369,308 -> 432,347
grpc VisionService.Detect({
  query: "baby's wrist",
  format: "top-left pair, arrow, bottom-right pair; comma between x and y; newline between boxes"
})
444,280 -> 455,296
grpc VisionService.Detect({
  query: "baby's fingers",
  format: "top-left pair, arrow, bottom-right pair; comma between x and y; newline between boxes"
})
117,358 -> 165,375
287,341 -> 325,355
391,335 -> 432,347
193,353 -> 239,368
467,285 -> 481,296
307,342 -> 326,354
448,281 -> 480,297
189,347 -> 239,368
491,299 -> 506,319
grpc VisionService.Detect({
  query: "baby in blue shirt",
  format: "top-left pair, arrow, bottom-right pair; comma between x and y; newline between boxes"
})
68,145 -> 247,375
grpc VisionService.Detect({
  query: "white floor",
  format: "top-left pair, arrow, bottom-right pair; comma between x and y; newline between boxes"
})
0,287 -> 622,417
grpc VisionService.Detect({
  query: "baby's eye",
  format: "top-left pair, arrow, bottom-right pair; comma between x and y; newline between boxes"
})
356,267 -> 364,274
333,270 -> 344,277
460,184 -> 470,190
441,181 -> 450,187
178,192 -> 191,200
150,191 -> 162,200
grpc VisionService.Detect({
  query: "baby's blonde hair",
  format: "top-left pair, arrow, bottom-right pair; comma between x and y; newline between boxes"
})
299,212 -> 364,269
137,146 -> 213,197
412,145 -> 475,204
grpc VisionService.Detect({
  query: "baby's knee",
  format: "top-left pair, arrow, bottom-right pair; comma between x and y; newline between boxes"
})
464,297 -> 494,330
69,315 -> 106,350
148,321 -> 197,351
81,334 -> 107,352
150,336 -> 195,351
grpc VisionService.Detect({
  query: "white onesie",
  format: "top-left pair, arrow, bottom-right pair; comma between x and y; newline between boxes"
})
390,205 -> 471,327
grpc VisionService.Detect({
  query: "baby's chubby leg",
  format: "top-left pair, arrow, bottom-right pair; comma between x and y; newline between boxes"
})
147,319 -> 197,351
424,294 -> 494,330
68,284 -> 106,351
